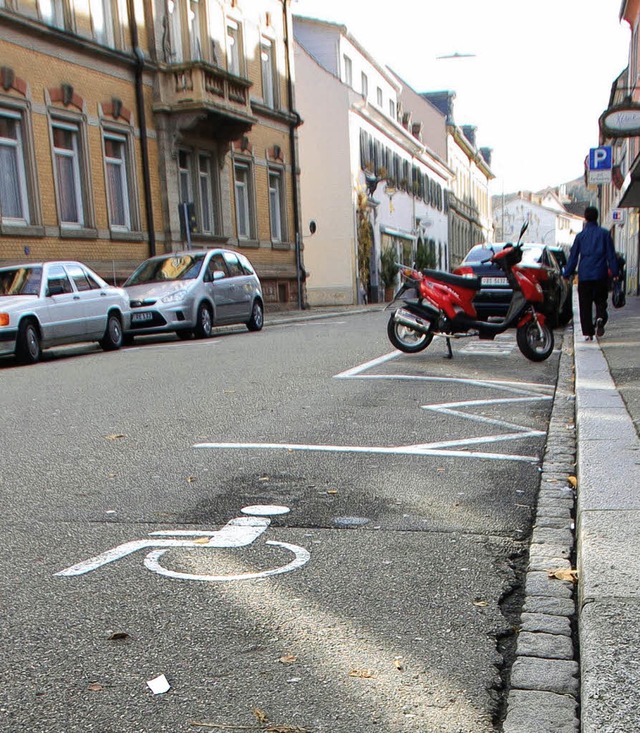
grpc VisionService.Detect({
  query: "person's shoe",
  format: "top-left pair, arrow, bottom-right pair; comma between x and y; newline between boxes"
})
596,318 -> 605,337
584,336 -> 593,342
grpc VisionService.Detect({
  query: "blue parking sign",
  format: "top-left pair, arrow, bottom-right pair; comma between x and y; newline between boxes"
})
589,146 -> 612,170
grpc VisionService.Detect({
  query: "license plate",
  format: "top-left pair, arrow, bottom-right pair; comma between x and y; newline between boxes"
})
482,277 -> 508,286
132,312 -> 153,323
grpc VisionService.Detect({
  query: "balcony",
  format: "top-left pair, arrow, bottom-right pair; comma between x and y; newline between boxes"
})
154,62 -> 257,141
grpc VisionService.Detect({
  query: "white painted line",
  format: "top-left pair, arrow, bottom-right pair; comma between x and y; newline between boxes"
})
143,540 -> 310,582
193,441 -> 538,462
334,351 -> 401,378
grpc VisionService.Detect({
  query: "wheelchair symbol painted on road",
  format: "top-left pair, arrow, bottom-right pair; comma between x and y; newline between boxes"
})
56,505 -> 310,582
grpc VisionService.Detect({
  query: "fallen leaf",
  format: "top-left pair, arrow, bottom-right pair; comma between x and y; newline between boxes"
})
548,568 -> 578,583
193,537 -> 211,545
326,489 -> 338,495
393,658 -> 404,671
349,669 -> 374,678
253,708 -> 269,724
278,654 -> 297,664
473,599 -> 489,607
186,476 -> 197,483
258,476 -> 270,482
266,726 -> 311,733
88,682 -> 104,692
105,433 -> 126,441
567,476 -> 578,488
108,631 -> 130,641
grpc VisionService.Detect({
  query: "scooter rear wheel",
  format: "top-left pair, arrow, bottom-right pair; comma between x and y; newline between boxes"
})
516,320 -> 554,362
387,314 -> 434,353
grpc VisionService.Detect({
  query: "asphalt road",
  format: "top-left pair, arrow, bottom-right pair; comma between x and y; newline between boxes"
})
0,311 -> 562,732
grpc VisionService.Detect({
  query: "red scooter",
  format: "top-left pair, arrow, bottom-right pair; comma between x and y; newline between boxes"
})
386,223 -> 554,362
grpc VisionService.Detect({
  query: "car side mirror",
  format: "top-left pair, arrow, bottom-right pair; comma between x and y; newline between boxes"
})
212,270 -> 225,281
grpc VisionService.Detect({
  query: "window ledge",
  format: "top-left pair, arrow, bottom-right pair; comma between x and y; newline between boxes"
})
110,230 -> 145,243
271,240 -> 293,251
235,239 -> 260,249
59,227 -> 99,240
0,224 -> 46,238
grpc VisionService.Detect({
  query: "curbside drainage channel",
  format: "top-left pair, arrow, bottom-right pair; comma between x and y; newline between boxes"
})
502,325 -> 580,733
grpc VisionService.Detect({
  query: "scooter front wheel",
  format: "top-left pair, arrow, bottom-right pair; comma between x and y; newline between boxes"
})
387,314 -> 434,353
516,320 -> 554,362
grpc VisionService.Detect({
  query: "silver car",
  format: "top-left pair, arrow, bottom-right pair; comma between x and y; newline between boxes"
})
0,261 -> 131,364
123,249 -> 264,340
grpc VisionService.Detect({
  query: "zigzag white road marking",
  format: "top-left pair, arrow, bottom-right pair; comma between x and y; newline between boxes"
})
194,351 -> 554,464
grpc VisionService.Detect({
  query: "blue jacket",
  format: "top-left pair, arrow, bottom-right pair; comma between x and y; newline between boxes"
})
563,222 -> 619,281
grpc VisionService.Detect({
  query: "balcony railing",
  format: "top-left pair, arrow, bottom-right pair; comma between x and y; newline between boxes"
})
155,61 -> 254,124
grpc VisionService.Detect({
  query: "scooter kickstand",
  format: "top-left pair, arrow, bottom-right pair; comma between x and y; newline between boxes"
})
444,337 -> 453,359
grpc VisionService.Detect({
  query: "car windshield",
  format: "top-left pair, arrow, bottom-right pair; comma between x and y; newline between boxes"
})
463,244 -> 544,266
125,254 -> 204,285
0,267 -> 43,296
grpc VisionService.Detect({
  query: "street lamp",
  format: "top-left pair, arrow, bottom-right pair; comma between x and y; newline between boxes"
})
542,228 -> 556,244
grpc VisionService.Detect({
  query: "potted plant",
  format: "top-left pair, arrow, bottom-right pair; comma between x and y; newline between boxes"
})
380,246 -> 399,301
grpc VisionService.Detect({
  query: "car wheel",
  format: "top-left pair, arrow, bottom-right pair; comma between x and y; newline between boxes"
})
246,300 -> 264,331
99,313 -> 123,351
16,319 -> 42,364
194,303 -> 213,338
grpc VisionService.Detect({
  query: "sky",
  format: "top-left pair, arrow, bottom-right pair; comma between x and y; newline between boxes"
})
291,0 -> 631,196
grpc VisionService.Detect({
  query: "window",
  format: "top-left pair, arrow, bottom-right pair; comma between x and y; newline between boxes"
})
178,149 -> 194,205
66,263 -> 101,291
104,131 -> 131,230
233,161 -> 253,240
90,0 -> 114,46
222,251 -> 243,276
389,99 -> 396,120
39,0 -> 66,28
227,20 -> 242,75
168,0 -> 183,62
268,169 -> 284,242
47,265 -> 73,293
189,0 -> 202,60
178,148 -> 219,236
51,121 -> 84,227
0,110 -> 30,226
261,38 -> 276,108
198,153 -> 216,234
343,55 -> 352,86
361,72 -> 368,99
376,87 -> 383,107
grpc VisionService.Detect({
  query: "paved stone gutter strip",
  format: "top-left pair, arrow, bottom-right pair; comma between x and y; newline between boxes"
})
503,328 -> 580,733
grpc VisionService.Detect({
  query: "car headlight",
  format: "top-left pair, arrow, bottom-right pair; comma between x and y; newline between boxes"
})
161,290 -> 188,304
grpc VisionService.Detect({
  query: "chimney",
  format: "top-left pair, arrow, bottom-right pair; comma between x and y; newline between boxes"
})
461,125 -> 477,148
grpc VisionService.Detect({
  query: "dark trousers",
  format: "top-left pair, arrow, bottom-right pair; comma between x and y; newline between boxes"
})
577,279 -> 609,337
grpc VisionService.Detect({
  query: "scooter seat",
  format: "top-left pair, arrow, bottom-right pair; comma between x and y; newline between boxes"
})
422,269 -> 482,291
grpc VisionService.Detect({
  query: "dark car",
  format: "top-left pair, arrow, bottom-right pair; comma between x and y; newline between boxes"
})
453,242 -> 572,327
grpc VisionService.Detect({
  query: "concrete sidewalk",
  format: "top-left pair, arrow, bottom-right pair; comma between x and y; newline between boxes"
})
574,293 -> 640,733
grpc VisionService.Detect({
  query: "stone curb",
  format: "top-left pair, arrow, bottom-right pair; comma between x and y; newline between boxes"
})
503,327 -> 580,733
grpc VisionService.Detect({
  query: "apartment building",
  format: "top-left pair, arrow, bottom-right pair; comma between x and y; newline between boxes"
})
293,16 -> 451,305
422,91 -> 494,268
0,0 -> 304,305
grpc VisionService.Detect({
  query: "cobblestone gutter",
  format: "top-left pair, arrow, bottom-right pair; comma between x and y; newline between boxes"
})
502,328 -> 580,733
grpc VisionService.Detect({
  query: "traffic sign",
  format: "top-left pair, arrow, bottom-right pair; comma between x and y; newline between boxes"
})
589,146 -> 612,170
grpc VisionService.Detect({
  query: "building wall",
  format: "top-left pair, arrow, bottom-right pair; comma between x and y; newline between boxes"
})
294,43 -> 356,305
0,7 -> 159,281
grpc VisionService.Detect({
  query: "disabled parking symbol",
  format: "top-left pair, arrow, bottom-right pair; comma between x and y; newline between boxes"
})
56,505 -> 310,582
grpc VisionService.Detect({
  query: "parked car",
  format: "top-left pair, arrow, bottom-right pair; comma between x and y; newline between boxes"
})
453,242 -> 572,327
0,261 -> 131,364
123,249 -> 264,340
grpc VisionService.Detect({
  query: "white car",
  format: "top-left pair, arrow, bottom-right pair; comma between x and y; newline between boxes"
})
0,261 -> 131,365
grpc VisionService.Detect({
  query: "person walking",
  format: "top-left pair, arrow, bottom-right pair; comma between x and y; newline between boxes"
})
562,206 -> 619,341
